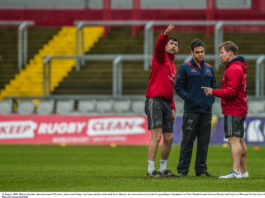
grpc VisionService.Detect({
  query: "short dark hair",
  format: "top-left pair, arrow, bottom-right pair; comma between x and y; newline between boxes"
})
218,41 -> 238,55
190,39 -> 205,51
168,36 -> 179,45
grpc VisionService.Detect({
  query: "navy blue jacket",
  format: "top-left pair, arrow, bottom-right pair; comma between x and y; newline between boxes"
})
175,58 -> 216,113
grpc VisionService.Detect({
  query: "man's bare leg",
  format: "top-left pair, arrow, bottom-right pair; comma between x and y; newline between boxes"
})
240,137 -> 247,174
159,132 -> 174,174
161,133 -> 173,160
148,128 -> 162,173
228,136 -> 242,173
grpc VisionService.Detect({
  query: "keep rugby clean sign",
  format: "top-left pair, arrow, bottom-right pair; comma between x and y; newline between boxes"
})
0,115 -> 150,145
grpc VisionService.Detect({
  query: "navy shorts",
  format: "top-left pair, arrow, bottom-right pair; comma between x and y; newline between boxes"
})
224,115 -> 246,138
145,97 -> 173,133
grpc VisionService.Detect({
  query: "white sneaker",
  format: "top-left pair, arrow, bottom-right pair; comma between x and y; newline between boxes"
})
219,170 -> 242,179
241,172 -> 249,178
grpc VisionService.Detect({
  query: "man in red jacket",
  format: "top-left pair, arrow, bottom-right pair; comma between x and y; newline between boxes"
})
202,41 -> 249,179
145,24 -> 178,177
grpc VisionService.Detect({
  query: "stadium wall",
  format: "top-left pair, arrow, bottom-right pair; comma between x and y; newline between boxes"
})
1,7 -> 265,32
0,8 -> 265,24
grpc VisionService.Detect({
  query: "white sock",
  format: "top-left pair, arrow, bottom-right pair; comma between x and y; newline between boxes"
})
148,161 -> 155,173
159,160 -> 168,173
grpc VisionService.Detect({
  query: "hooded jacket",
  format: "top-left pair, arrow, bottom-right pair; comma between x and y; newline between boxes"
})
175,58 -> 216,113
212,56 -> 248,117
146,33 -> 176,110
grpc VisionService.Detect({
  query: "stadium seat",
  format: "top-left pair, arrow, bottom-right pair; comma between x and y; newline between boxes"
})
56,99 -> 75,115
212,100 -> 222,116
131,100 -> 145,115
96,100 -> 114,114
113,99 -> 131,114
36,100 -> 55,114
0,100 -> 13,114
17,100 -> 35,114
175,99 -> 222,116
175,100 -> 184,116
77,99 -> 96,114
248,100 -> 265,116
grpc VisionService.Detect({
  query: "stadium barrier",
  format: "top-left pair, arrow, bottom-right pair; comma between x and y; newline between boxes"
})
0,20 -> 35,70
75,20 -> 265,70
0,114 -> 265,145
43,54 -> 265,98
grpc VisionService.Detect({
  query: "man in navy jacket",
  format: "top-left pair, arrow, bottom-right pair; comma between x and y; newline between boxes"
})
175,39 -> 216,176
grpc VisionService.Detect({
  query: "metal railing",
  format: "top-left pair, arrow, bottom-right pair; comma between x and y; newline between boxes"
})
143,21 -> 218,70
144,20 -> 265,70
75,20 -> 265,71
75,21 -> 147,70
75,20 -> 219,70
214,21 -> 265,70
43,54 -> 150,97
0,21 -> 35,70
43,54 -> 193,97
43,54 -> 265,98
256,56 -> 265,97
43,56 -> 80,97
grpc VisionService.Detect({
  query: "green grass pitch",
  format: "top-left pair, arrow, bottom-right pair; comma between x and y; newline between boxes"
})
0,144 -> 264,192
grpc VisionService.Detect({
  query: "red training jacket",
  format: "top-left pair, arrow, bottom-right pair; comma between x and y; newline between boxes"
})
146,33 -> 176,110
212,56 -> 248,117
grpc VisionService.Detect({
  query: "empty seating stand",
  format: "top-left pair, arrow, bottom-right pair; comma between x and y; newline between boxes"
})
0,27 -> 60,93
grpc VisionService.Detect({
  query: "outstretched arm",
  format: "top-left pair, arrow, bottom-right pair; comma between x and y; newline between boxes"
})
202,67 -> 243,98
154,24 -> 175,63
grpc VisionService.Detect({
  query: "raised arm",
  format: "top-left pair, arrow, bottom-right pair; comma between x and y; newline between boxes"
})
154,24 -> 175,63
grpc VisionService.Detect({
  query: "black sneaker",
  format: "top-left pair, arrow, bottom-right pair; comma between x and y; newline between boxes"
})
196,172 -> 213,177
147,170 -> 162,178
159,170 -> 179,177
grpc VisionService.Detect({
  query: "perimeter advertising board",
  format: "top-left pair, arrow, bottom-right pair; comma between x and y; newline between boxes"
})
0,115 -> 150,145
0,115 -> 264,145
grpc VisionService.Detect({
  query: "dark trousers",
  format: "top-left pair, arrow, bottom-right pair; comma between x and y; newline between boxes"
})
177,112 -> 212,175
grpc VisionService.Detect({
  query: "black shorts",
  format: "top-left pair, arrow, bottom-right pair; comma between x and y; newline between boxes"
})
224,115 -> 246,138
145,97 -> 173,133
